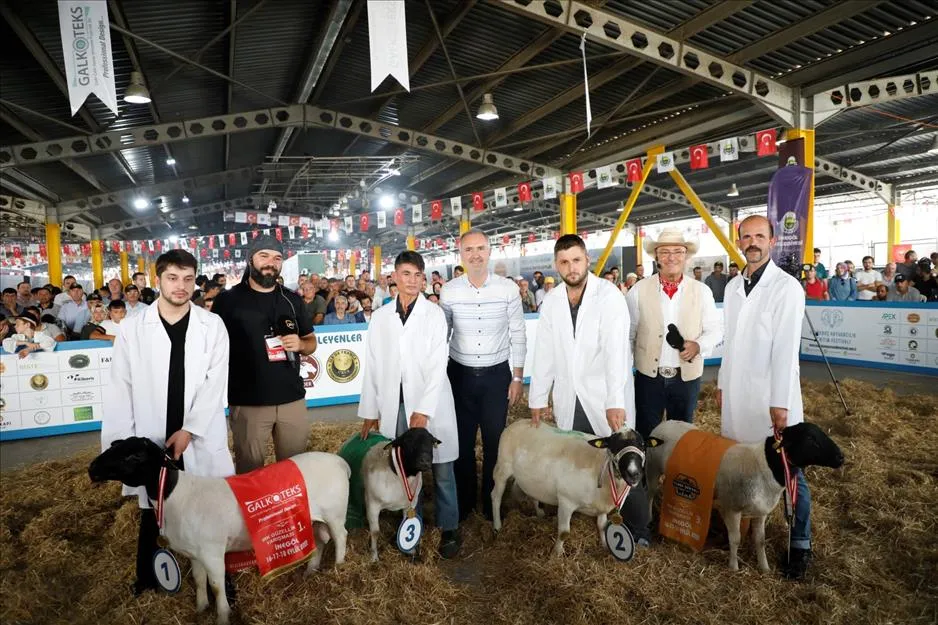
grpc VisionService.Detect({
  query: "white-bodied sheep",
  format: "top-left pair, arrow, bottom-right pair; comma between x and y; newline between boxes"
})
645,420 -> 844,572
491,419 -> 645,556
89,437 -> 350,625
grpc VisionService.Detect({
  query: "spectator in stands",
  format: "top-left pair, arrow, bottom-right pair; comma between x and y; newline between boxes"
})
202,294 -> 216,312
624,273 -> 638,291
388,282 -> 399,302
2,313 -> 55,357
202,281 -> 222,303
373,274 -> 388,309
602,271 -> 615,282
704,261 -> 729,303
728,261 -> 739,279
812,248 -> 828,280
347,291 -> 363,317
533,270 -> 546,292
635,264 -> 646,280
610,266 -> 621,285
881,261 -> 897,284
212,273 -> 227,289
828,263 -> 857,301
887,274 -> 923,302
23,306 -> 65,343
360,296 -> 374,320
58,284 -> 91,334
15,281 -> 34,309
325,279 -> 342,314
853,256 -> 883,301
96,286 -> 111,302
123,285 -> 148,318
107,278 -> 124,302
432,281 -> 443,297
518,277 -> 537,313
300,281 -> 326,325
140,286 -> 156,305
344,275 -> 356,291
132,272 -> 147,290
844,260 -> 856,277
91,300 -> 126,342
692,266 -> 703,281
535,276 -> 554,309
897,249 -> 918,279
803,265 -> 829,300
873,284 -> 889,301
53,275 -> 79,307
427,293 -> 440,305
912,259 -> 938,301
2,287 -> 23,317
323,294 -> 352,325
932,252 -> 938,269
431,271 -> 443,286
0,314 -> 9,341
35,287 -> 60,319
453,265 -> 465,279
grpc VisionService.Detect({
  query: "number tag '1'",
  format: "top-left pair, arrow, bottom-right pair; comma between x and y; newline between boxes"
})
153,548 -> 182,593
604,522 -> 635,562
396,516 -> 422,554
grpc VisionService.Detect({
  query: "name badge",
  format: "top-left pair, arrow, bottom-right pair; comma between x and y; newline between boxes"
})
265,336 -> 287,362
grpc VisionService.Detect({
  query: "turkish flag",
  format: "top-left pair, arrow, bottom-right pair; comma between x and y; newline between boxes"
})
527,233 -> 536,243
247,212 -> 257,224
301,225 -> 309,238
338,249 -> 346,263
110,241 -> 120,252
430,200 -> 443,221
435,238 -> 443,248
360,214 -> 370,231
125,241 -> 132,252
187,238 -> 196,249
154,240 -> 162,252
756,128 -> 777,156
13,245 -> 22,258
200,248 -> 208,258
625,159 -> 642,183
228,233 -> 236,246
690,145 -> 709,170
472,192 -> 484,211
354,250 -> 362,262
502,235 -> 510,245
393,208 -> 405,225
224,249 -> 230,259
580,231 -> 588,240
252,230 -> 259,239
208,236 -> 215,249
275,227 -> 283,241
569,171 -> 584,193
517,182 -> 532,203
289,215 -> 300,227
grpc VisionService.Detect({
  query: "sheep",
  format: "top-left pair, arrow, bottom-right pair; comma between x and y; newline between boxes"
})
645,420 -> 844,573
362,427 -> 439,561
491,419 -> 645,557
89,437 -> 350,625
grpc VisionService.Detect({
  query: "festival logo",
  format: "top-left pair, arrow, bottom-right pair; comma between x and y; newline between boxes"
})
781,211 -> 798,234
67,354 -> 91,369
299,354 -> 321,389
326,349 -> 360,383
29,374 -> 49,391
671,474 -> 700,501
820,309 -> 844,329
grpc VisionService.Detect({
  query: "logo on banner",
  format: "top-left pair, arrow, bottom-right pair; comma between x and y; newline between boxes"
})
672,474 -> 700,500
33,411 -> 52,426
326,349 -> 360,383
782,211 -> 798,233
908,340 -> 919,351
73,406 -> 94,421
68,354 -> 91,369
29,375 -> 49,391
882,324 -> 892,335
907,313 -> 920,324
299,355 -> 321,389
880,351 -> 897,361
820,309 -> 844,329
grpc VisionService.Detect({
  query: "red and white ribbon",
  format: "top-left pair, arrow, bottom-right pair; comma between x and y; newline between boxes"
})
774,430 -> 798,516
156,465 -> 168,530
393,446 -> 422,509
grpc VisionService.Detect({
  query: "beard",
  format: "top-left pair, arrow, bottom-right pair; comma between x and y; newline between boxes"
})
561,270 -> 587,288
250,262 -> 280,288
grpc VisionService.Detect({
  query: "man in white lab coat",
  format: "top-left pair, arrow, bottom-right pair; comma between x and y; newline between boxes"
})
717,215 -> 810,579
359,250 -> 461,558
528,235 -> 649,545
103,249 -> 234,595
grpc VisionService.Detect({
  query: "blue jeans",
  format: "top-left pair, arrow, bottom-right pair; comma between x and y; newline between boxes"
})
396,404 -> 459,531
635,371 -> 702,440
791,469 -> 811,550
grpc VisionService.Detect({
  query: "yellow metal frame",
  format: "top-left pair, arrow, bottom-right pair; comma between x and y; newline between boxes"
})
668,169 -> 746,268
120,251 -> 130,285
348,252 -> 357,277
373,245 -> 382,274
45,221 -> 62,287
560,193 -> 577,235
787,128 -> 815,265
91,239 -> 104,289
887,204 -> 900,261
634,229 -> 643,268
459,209 -> 471,235
148,257 -> 157,288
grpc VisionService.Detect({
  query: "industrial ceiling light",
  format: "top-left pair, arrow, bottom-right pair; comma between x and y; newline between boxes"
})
133,197 -> 148,210
165,157 -> 176,166
727,183 -> 740,197
124,71 -> 152,104
159,204 -> 170,213
328,230 -> 339,242
476,93 -> 499,121
181,194 -> 190,203
379,194 -> 394,209
188,224 -> 198,230
928,136 -> 938,154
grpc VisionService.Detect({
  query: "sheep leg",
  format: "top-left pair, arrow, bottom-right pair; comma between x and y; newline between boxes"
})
326,516 -> 347,567
752,515 -> 769,573
366,498 -> 381,562
204,556 -> 230,625
192,559 -> 209,613
491,463 -> 510,533
553,499 -> 576,557
533,500 -> 545,518
306,522 -> 330,573
646,466 -> 660,521
723,510 -> 743,572
596,513 -> 609,549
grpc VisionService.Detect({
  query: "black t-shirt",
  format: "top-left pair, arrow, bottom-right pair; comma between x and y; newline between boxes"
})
160,310 -> 190,441
212,281 -> 314,406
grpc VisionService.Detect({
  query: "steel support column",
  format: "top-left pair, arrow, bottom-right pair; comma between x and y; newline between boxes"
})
406,228 -> 416,251
120,250 -> 130,285
788,128 -> 816,265
44,206 -> 62,287
560,193 -> 576,236
90,230 -> 104,289
459,208 -> 471,235
887,194 -> 901,262
668,169 -> 745,268
372,245 -> 381,274
148,256 -> 157,289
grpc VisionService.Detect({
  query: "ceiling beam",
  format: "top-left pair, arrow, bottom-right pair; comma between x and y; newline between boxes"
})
812,70 -> 938,126
224,0 -> 239,196
670,1 -> 754,39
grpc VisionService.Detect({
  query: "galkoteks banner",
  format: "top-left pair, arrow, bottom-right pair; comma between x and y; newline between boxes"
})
58,1 -> 119,116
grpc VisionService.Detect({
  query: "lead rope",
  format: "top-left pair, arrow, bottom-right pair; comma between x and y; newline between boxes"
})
156,465 -> 168,531
774,429 -> 798,563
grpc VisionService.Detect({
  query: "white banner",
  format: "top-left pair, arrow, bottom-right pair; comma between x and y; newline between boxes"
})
288,225 -> 296,239
580,32 -> 592,137
720,137 -> 740,162
217,235 -> 225,248
344,216 -> 353,233
376,210 -> 387,229
314,220 -> 324,238
494,187 -> 507,207
257,213 -> 271,226
656,152 -> 675,173
412,204 -> 422,223
450,196 -> 462,217
235,211 -> 247,223
58,1 -> 118,116
543,176 -> 559,199
239,232 -> 248,245
596,164 -> 616,189
367,0 -> 410,93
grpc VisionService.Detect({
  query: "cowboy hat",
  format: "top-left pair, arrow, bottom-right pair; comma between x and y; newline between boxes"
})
643,227 -> 699,256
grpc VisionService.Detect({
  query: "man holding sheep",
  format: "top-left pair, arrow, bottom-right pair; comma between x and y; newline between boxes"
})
717,215 -> 813,580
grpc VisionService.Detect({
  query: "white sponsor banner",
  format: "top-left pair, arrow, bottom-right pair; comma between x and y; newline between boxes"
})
367,0 -> 410,93
450,196 -> 462,217
58,1 -> 119,116
542,177 -> 559,200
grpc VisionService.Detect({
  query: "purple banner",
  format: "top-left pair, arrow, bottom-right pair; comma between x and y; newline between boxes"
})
767,165 -> 812,276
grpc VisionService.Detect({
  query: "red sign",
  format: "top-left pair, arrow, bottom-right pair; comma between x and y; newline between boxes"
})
756,128 -> 777,156
690,145 -> 709,170
569,171 -> 584,194
430,200 -> 443,221
393,208 -> 405,226
625,159 -> 642,183
892,244 -> 912,263
472,192 -> 485,211
289,215 -> 300,227
247,212 -> 258,224
301,225 -> 309,238
224,459 -> 315,577
228,233 -> 236,246
527,233 -> 536,243
517,182 -> 532,203
359,214 -> 370,231
275,227 -> 283,242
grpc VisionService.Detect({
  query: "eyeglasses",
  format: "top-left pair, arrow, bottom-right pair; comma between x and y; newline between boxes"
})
657,250 -> 687,258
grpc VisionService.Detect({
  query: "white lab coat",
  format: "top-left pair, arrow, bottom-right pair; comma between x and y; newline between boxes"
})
102,303 -> 235,507
357,295 -> 459,463
528,273 -> 635,436
718,260 -> 805,444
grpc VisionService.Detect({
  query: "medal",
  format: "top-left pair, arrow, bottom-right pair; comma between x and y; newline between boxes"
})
406,507 -> 417,519
157,535 -> 170,548
610,512 -> 623,526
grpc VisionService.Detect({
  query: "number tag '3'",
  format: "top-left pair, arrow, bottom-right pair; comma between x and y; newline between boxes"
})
396,516 -> 422,554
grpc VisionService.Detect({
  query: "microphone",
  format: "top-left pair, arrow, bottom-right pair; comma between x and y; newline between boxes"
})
665,323 -> 685,352
276,315 -> 299,364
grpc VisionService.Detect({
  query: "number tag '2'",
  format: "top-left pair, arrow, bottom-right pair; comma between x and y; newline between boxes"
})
604,522 -> 635,562
396,516 -> 422,554
153,548 -> 182,593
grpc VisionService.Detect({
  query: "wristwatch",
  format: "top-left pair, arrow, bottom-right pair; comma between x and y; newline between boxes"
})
512,376 -> 523,383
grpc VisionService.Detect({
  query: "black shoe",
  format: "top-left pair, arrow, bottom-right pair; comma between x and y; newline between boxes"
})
131,579 -> 158,597
781,547 -> 812,580
224,573 -> 237,607
438,529 -> 462,559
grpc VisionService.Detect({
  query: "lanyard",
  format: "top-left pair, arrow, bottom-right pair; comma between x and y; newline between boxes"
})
392,446 -> 422,509
607,464 -> 631,512
773,430 -> 798,521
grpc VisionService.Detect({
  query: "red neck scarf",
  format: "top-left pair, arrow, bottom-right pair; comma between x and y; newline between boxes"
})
659,274 -> 682,299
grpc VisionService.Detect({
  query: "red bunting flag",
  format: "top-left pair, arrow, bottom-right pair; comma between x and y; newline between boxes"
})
625,159 -> 642,183
200,248 -> 208,258
502,234 -> 510,245
338,249 -> 346,262
517,182 -> 532,203
568,171 -> 585,194
393,208 -> 405,225
690,144 -> 709,170
301,225 -> 309,238
125,241 -> 132,252
553,231 -> 560,240
289,215 -> 300,227
247,213 -> 257,224
228,233 -> 236,246
13,245 -> 23,258
527,233 -> 536,243
275,227 -> 283,241
155,240 -> 162,252
252,230 -> 259,239
471,192 -> 484,211
39,243 -> 47,258
208,236 -> 214,249
224,249 -> 230,259
80,243 -> 90,256
580,231 -> 588,240
111,241 -> 120,252
360,214 -> 370,231
430,200 -> 443,221
435,238 -> 443,248
354,250 -> 362,262
756,128 -> 777,156
442,240 -> 449,250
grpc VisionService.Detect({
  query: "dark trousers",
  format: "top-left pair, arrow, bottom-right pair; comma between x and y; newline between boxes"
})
448,359 -> 511,521
572,399 -> 652,543
635,371 -> 702,440
136,508 -> 160,587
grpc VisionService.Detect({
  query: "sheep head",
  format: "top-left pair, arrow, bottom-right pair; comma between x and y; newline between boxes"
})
385,427 -> 440,476
89,437 -> 165,486
777,423 -> 845,470
589,429 -> 646,487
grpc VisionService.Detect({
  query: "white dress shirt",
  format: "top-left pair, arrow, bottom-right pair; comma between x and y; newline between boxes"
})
440,273 -> 527,368
124,301 -> 149,317
625,277 -> 722,367
854,269 -> 882,301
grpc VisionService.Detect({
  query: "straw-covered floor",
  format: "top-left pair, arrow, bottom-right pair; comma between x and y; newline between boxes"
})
1,379 -> 936,625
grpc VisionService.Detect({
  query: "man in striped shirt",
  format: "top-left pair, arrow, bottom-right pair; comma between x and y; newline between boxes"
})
441,229 -> 527,522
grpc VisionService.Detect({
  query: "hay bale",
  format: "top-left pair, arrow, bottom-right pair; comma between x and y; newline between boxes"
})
1,380 -> 936,625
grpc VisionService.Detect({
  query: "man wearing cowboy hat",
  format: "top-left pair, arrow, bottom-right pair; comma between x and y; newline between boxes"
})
625,227 -> 722,439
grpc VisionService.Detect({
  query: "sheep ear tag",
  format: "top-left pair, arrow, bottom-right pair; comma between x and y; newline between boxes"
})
604,522 -> 635,562
397,514 -> 422,554
152,549 -> 182,594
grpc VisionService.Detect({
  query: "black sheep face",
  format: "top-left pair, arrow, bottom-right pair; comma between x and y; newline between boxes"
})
589,429 -> 646,487
387,428 -> 441,476
89,437 -> 163,486
781,423 -> 845,470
